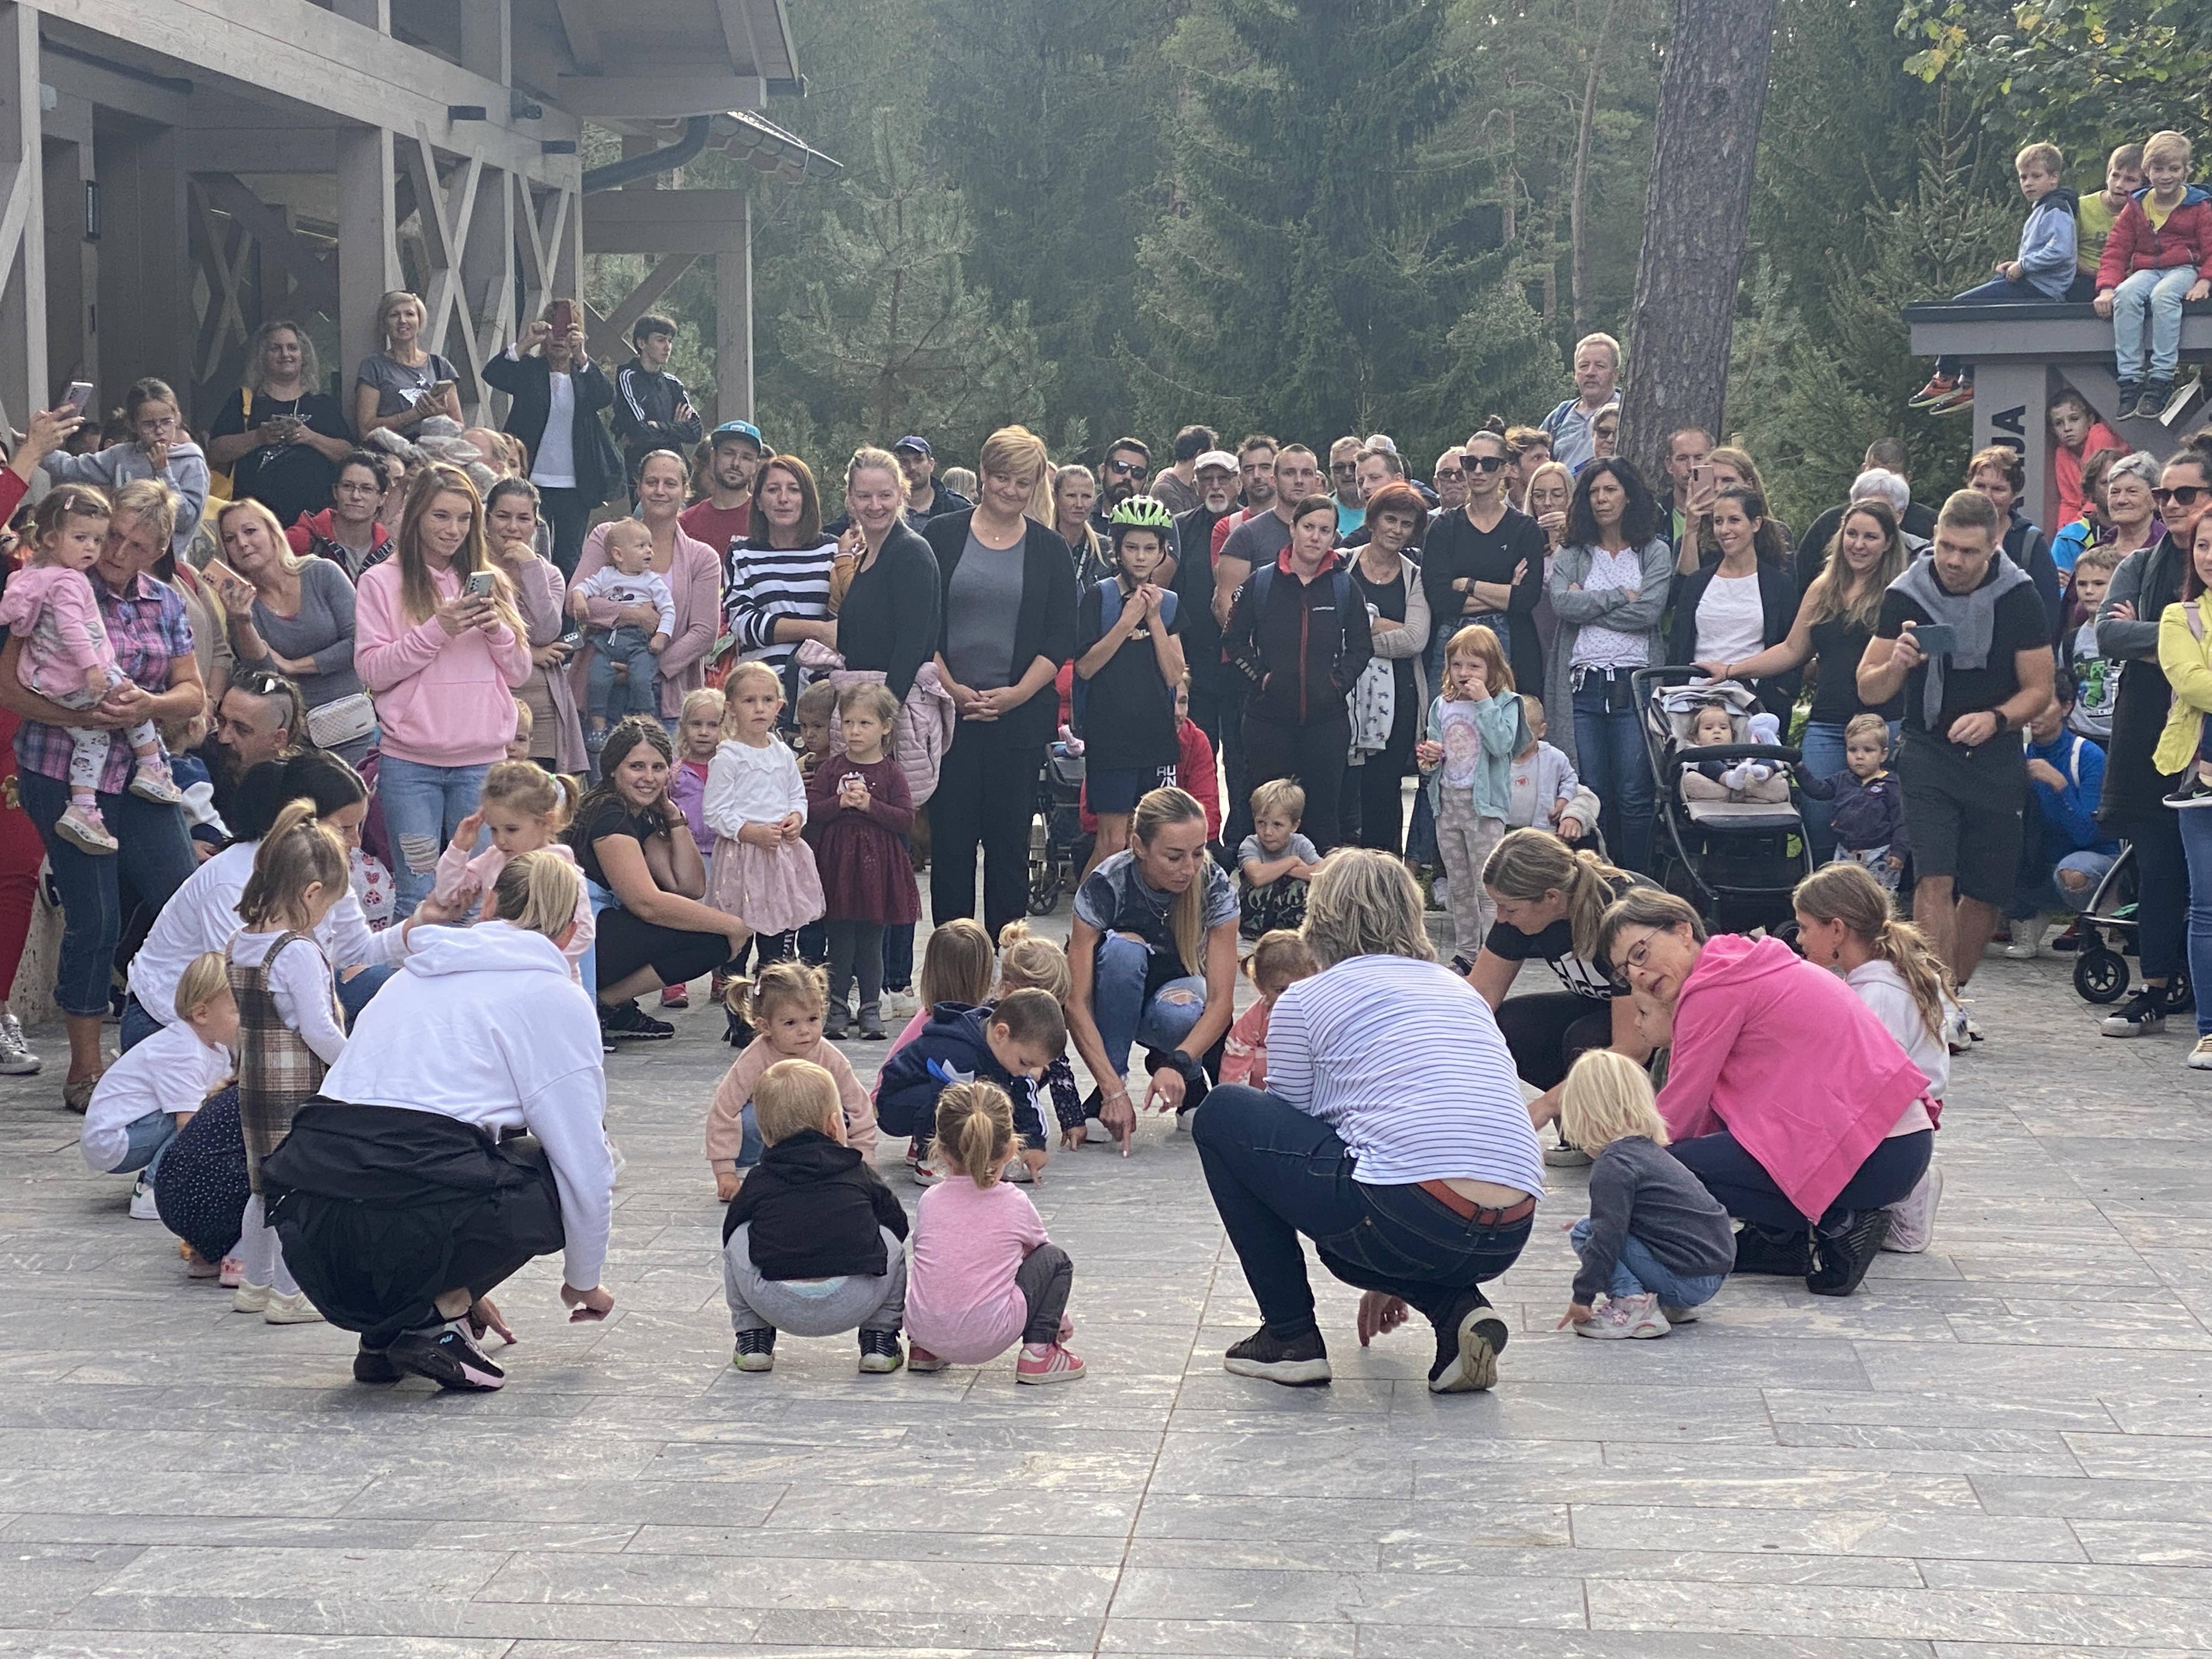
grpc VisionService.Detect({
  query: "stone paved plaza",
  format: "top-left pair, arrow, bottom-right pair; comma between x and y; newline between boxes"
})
1,930 -> 2208,1658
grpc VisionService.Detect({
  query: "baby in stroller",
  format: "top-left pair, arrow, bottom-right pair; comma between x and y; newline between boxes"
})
1679,702 -> 1791,806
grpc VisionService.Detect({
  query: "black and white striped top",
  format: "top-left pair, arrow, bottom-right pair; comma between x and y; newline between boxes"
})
723,537 -> 838,668
1265,954 -> 1546,1193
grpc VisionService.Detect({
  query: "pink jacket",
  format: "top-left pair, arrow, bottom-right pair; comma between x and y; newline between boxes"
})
1656,933 -> 1928,1223
354,561 -> 533,766
0,563 -> 112,698
568,519 -> 719,719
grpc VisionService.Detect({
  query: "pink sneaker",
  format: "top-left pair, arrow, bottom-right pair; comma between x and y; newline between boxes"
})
218,1257 -> 244,1289
55,802 -> 117,855
907,1343 -> 949,1373
1015,1341 -> 1086,1385
128,755 -> 184,805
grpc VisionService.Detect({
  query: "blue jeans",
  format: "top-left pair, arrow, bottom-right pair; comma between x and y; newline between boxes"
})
2177,806 -> 2212,1036
17,769 -> 196,1017
1090,932 -> 1207,1079
1571,672 -> 1653,872
1568,1216 -> 1725,1308
1192,1084 -> 1533,1336
2012,849 -> 2117,919
1933,275 -> 2050,375
881,922 -> 914,992
109,1107 -> 179,1178
586,626 -> 661,726
2113,266 -> 2197,383
378,755 -> 493,917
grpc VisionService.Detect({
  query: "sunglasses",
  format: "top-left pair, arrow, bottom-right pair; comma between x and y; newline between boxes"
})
2154,485 -> 2208,507
1106,459 -> 1147,477
1467,453 -> 1508,473
1434,468 -> 1465,482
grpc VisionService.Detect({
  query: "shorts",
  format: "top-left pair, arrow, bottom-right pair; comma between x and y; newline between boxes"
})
1086,764 -> 1178,817
1896,731 -> 2024,905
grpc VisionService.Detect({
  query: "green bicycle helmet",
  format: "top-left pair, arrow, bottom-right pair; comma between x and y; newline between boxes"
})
1108,494 -> 1176,532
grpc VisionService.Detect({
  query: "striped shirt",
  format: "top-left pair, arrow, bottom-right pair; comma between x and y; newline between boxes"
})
1265,954 -> 1545,1194
723,537 -> 837,669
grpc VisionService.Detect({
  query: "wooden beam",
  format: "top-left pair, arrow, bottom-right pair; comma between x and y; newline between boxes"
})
554,75 -> 767,118
185,129 -> 341,176
553,0 -> 601,74
0,2 -> 44,438
715,0 -> 760,74
192,173 -> 340,313
589,251 -> 696,360
583,188 -> 752,253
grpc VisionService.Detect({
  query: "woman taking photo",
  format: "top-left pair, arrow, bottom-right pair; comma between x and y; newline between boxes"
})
722,453 -> 840,703
209,499 -> 374,767
571,448 -> 718,726
352,290 -> 462,443
1710,500 -> 1910,860
1051,463 -> 1111,584
481,302 -> 623,576
264,852 -> 616,1393
1223,494 -> 1373,855
1669,485 -> 1800,717
1545,459 -> 1671,872
486,478 -> 587,774
568,718 -> 751,1039
207,320 -> 357,532
925,425 -> 1080,935
1193,850 -> 1542,1392
1421,428 -> 1546,696
354,465 -> 533,917
1346,482 -> 1431,854
1602,887 -> 1931,1296
0,481 -> 203,1109
1671,446 -> 1794,577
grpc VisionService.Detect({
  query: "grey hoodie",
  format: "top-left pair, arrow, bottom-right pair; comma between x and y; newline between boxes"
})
46,440 -> 212,562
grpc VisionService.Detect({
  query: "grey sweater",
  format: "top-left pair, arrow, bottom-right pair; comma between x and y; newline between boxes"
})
238,555 -> 362,712
1572,1134 -> 1736,1305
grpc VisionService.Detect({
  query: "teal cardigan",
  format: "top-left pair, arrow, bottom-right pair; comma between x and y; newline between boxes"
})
1423,689 -> 1532,822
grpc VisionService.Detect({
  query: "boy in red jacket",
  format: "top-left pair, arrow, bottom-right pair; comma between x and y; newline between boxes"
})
2095,129 -> 2212,421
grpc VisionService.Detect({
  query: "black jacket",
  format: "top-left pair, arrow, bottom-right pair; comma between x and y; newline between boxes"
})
2097,532 -> 2187,822
480,351 -> 623,507
1667,558 -> 1803,714
721,1128 -> 909,1278
1223,552 -> 1374,728
1420,503 -> 1549,696
2002,510 -> 2064,645
923,511 -> 1081,748
610,361 -> 703,482
1172,503 -> 1233,657
836,521 -> 941,701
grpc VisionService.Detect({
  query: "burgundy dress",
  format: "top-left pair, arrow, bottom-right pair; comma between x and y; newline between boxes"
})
805,752 -> 921,926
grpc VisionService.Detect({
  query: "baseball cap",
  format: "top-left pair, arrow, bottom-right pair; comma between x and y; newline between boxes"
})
710,419 -> 764,450
1194,449 -> 1239,474
891,435 -> 932,458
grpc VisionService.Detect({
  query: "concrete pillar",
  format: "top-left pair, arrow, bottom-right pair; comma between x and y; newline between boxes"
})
337,126 -> 401,398
1970,359 -> 2056,540
716,194 -> 752,424
332,0 -> 392,31
460,168 -> 515,422
41,131 -> 94,394
459,0 -> 511,84
0,3 -> 46,436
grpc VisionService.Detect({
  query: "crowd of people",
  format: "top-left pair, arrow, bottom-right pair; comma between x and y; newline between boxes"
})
5,257 -> 2196,1397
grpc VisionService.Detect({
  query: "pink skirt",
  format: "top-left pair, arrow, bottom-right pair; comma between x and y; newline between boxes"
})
707,837 -> 825,934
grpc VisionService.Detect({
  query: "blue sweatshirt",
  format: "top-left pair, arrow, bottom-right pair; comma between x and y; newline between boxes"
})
2017,189 -> 2080,300
1798,767 -> 1910,859
2026,730 -> 2120,854
874,1002 -> 1048,1146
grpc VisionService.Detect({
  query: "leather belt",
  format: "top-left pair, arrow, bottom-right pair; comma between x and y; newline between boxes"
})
1419,1181 -> 1537,1226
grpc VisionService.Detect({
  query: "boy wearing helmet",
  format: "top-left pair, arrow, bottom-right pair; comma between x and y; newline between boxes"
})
1073,496 -> 1189,870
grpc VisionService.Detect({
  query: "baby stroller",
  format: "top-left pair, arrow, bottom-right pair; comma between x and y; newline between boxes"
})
1027,741 -> 1091,916
1637,668 -> 1811,936
2069,842 -> 2194,1010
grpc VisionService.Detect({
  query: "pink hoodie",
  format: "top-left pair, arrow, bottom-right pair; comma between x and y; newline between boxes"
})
353,561 -> 533,766
1656,933 -> 1928,1223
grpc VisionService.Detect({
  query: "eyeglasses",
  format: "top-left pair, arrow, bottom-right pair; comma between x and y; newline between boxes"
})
1467,453 -> 1508,473
1606,929 -> 1661,991
1434,468 -> 1465,482
1106,459 -> 1147,478
2154,485 -> 2208,507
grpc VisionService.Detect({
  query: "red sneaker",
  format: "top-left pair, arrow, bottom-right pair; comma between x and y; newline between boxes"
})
1015,1341 -> 1086,1385
907,1342 -> 949,1373
659,983 -> 690,1009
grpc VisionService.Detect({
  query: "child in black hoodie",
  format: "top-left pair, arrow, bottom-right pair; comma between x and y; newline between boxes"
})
723,1059 -> 911,1375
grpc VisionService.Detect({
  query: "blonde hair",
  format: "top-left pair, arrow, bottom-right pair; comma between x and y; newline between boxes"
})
174,950 -> 232,1024
2145,129 -> 2192,170
1842,712 -> 1891,752
489,849 -> 583,939
237,799 -> 347,928
1792,861 -> 1956,1040
1482,830 -> 1632,962
1133,787 -> 1211,974
990,986 -> 1068,1057
1250,778 -> 1306,822
481,759 -> 580,830
1243,929 -> 1319,996
215,497 -> 303,573
1302,847 -> 1432,968
846,445 -> 905,503
997,920 -> 1071,1002
720,661 -> 783,728
108,477 -> 177,551
1559,1048 -> 1670,1152
680,688 -> 725,730
933,1080 -> 1015,1186
725,958 -> 829,1029
376,289 -> 426,337
837,681 -> 900,729
918,918 -> 995,1007
1445,623 -> 1514,695
2015,140 -> 2063,176
753,1058 -> 841,1146
978,425 -> 1053,520
2073,542 -> 2123,576
1520,458 -> 1573,514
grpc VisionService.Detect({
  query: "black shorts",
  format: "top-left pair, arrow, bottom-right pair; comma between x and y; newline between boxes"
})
1086,764 -> 1178,817
594,906 -> 731,994
1896,732 -> 2024,905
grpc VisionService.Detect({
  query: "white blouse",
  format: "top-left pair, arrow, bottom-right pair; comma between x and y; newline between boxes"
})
702,738 -> 808,840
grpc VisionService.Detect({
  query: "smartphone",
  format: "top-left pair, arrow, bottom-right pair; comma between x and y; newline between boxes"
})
203,558 -> 244,592
547,298 -> 577,335
1911,622 -> 1957,658
466,571 -> 497,600
1690,463 -> 1710,494
62,381 -> 93,415
430,379 -> 455,400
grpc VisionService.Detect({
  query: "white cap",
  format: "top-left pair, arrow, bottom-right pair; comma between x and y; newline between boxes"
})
1194,449 -> 1239,474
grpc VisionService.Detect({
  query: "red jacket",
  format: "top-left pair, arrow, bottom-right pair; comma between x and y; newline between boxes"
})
2097,186 -> 2212,290
1177,717 -> 1222,839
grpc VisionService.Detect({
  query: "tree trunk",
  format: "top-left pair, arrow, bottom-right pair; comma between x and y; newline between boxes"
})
1618,0 -> 1779,483
1569,0 -> 1617,342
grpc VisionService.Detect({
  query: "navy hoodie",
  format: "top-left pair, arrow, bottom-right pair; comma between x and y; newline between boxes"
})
876,1002 -> 1047,1144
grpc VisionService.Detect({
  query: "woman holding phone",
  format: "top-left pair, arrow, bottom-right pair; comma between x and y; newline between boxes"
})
353,290 -> 462,443
207,320 -> 356,531
482,299 -> 624,578
353,466 -> 533,917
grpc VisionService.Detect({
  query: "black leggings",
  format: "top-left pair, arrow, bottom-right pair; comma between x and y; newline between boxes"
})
1015,1243 -> 1075,1345
930,720 -> 1043,937
1348,696 -> 1417,855
594,907 -> 730,998
1243,710 -> 1352,854
1494,990 -> 1616,1091
826,919 -> 885,1010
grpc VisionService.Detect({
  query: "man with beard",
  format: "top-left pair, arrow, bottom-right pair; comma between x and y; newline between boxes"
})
198,673 -> 308,828
892,435 -> 972,526
678,420 -> 764,555
1091,437 -> 1180,565
1171,450 -> 1244,754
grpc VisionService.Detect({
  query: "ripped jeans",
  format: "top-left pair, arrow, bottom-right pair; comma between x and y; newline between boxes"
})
1090,932 -> 1207,1086
376,756 -> 492,918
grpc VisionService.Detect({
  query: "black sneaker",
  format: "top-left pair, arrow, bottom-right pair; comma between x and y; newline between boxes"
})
1808,1209 -> 1892,1297
353,1341 -> 401,1385
1731,1223 -> 1812,1276
2101,986 -> 2169,1037
2165,773 -> 2212,808
724,1006 -> 755,1048
732,1328 -> 776,1373
1223,1325 -> 1332,1387
2116,380 -> 2145,420
2141,380 -> 2176,422
857,1328 -> 904,1374
387,1325 -> 506,1391
1427,1286 -> 1510,1394
601,1000 -> 674,1041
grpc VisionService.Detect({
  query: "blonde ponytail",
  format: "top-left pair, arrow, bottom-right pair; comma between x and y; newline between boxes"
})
933,1080 -> 1014,1187
1483,828 -> 1632,962
489,849 -> 583,941
1792,861 -> 1956,1040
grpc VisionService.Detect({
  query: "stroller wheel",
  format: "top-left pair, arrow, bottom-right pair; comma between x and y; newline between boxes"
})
1028,872 -> 1062,916
2170,965 -> 2195,1014
2074,947 -> 2129,1005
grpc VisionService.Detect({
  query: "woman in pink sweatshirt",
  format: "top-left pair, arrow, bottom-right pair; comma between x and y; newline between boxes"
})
1600,888 -> 1929,1299
353,464 -> 532,917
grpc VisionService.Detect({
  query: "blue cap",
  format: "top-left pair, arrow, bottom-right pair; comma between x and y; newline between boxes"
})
891,435 -> 931,457
710,419 -> 764,450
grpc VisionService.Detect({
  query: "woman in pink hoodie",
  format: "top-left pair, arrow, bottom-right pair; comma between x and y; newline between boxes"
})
353,465 -> 533,917
1601,889 -> 1930,1299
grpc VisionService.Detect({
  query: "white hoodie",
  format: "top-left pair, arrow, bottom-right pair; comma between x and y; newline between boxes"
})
320,921 -> 612,1291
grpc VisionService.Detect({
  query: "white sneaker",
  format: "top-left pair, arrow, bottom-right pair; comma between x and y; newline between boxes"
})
1432,876 -> 1451,910
0,1009 -> 40,1075
128,1177 -> 159,1220
232,1280 -> 273,1314
2189,1035 -> 2212,1071
1881,1163 -> 1943,1252
1572,1292 -> 1671,1339
262,1290 -> 325,1325
880,988 -> 919,1020
906,1152 -> 945,1187
2002,918 -> 2047,960
1946,1001 -> 1972,1054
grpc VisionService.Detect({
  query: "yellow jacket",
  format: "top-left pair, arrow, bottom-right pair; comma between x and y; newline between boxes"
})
2153,597 -> 2212,775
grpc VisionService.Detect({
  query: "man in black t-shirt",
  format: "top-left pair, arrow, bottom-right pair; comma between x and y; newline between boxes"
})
1172,452 -> 1243,752
1859,489 -> 2055,996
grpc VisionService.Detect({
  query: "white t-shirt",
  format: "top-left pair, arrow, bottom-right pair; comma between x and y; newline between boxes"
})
1695,571 -> 1768,665
1846,959 -> 1945,1127
81,1022 -> 234,1173
228,929 -> 348,1068
533,368 -> 578,489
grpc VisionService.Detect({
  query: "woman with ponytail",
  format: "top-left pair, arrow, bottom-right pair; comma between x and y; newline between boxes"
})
264,850 -> 617,1393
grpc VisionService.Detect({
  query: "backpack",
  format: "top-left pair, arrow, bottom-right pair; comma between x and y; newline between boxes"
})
1073,579 -> 1179,736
